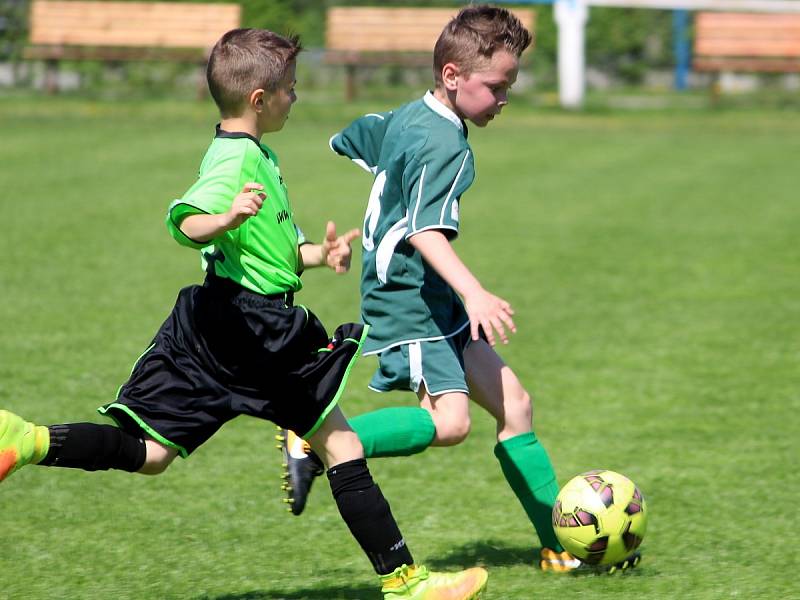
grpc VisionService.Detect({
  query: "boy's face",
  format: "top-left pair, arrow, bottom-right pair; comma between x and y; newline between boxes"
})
450,50 -> 519,128
260,60 -> 297,133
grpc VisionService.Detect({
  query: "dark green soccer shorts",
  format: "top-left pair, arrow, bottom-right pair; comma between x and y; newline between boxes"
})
367,327 -> 475,396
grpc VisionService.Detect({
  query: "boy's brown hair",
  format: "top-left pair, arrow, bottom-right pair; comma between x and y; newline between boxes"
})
433,5 -> 532,86
207,28 -> 302,117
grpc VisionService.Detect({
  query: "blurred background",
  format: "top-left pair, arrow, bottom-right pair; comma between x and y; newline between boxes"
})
0,2 -> 798,599
1,0 -> 798,110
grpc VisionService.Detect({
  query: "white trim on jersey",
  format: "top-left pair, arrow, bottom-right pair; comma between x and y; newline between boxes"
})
405,223 -> 459,241
329,133 -> 378,174
410,163 -> 427,232
439,149 -> 470,225
376,215 -> 408,284
327,133 -> 338,153
423,91 -> 463,132
362,320 -> 470,356
353,158 -> 378,174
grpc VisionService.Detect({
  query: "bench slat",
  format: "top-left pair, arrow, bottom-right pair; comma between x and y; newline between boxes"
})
694,12 -> 800,60
326,7 -> 535,53
696,40 -> 800,57
29,1 -> 240,48
693,57 -> 800,72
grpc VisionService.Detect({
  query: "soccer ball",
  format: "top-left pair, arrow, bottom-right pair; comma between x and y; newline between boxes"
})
552,470 -> 647,565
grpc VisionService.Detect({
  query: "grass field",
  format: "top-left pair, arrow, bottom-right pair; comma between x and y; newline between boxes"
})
1,94 -> 798,599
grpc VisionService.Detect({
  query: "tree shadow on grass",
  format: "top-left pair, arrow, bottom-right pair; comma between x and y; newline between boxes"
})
193,540 -> 533,600
195,583 -> 378,600
422,538 -> 538,570
423,540 -> 647,578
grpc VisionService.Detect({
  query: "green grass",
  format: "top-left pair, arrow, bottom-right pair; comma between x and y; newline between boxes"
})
1,95 -> 798,599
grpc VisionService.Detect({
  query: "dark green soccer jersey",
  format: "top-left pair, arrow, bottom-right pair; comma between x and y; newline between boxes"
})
167,128 -> 305,295
331,92 -> 475,354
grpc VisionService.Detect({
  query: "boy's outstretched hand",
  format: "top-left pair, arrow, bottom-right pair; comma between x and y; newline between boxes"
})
321,221 -> 360,273
464,288 -> 517,347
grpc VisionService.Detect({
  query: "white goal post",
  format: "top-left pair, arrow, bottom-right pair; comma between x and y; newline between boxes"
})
553,0 -> 800,108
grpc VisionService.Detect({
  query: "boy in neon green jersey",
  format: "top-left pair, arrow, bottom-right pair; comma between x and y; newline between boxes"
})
280,6 -> 639,574
0,28 -> 487,599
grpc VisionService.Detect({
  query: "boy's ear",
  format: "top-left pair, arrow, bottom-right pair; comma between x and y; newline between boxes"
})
250,89 -> 265,112
441,62 -> 460,91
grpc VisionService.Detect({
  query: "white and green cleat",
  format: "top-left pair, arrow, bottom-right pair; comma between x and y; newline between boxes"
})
539,548 -> 641,574
380,564 -> 488,600
0,410 -> 49,482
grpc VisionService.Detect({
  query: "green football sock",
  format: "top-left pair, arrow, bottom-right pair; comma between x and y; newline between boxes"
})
350,407 -> 436,458
494,431 -> 563,551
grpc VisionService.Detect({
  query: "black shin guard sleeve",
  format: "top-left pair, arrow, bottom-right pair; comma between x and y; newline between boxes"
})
327,458 -> 414,575
40,423 -> 146,472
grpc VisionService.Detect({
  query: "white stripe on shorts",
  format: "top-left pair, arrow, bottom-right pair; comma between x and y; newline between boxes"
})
408,341 -> 423,393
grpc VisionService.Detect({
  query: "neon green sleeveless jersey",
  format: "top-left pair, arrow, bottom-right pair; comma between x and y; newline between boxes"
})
330,92 -> 475,354
167,127 -> 305,295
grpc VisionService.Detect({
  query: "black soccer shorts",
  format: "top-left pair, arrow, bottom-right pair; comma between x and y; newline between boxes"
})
99,275 -> 367,457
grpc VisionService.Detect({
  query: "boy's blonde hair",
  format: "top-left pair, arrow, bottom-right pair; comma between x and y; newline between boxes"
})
433,5 -> 532,87
207,28 -> 302,117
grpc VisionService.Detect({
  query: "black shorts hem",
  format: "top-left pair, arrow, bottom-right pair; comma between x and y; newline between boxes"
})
98,403 -> 189,458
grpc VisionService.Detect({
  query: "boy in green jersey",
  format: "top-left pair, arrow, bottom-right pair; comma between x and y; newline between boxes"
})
280,6 -> 640,574
0,28 -> 488,599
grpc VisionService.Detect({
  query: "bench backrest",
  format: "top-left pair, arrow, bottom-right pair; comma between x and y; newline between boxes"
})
326,7 -> 535,54
29,0 -> 241,49
694,12 -> 800,71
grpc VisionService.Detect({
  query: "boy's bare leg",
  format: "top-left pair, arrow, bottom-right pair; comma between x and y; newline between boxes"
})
306,406 -> 488,598
416,390 -> 471,447
139,437 -> 179,474
463,340 -> 640,572
463,340 -> 532,439
464,339 -> 564,556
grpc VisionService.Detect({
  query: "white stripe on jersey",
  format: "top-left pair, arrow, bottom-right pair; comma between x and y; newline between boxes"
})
439,150 -> 470,225
410,163 -> 428,232
376,215 -> 408,284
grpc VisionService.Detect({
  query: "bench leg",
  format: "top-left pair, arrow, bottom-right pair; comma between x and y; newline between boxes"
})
44,59 -> 59,94
345,64 -> 357,102
710,72 -> 722,107
197,65 -> 208,100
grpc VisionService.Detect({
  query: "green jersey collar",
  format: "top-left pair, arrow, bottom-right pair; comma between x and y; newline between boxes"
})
214,124 -> 272,161
423,91 -> 468,137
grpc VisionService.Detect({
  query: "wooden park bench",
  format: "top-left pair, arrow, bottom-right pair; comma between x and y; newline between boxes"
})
24,0 -> 241,95
693,12 -> 800,80
325,6 -> 535,101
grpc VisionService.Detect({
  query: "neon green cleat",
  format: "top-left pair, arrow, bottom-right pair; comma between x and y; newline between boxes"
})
0,410 -> 49,483
380,564 -> 488,600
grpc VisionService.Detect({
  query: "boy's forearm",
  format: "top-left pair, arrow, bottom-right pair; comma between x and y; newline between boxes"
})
299,243 -> 326,269
179,213 -> 232,243
407,230 -> 482,296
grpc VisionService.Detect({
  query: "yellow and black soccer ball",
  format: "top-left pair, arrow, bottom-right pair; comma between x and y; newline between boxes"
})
552,470 -> 647,566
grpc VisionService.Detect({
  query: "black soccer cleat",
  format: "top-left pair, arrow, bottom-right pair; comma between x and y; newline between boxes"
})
276,428 -> 324,516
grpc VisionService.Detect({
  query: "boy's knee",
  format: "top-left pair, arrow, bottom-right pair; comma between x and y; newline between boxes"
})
311,427 -> 365,468
504,389 -> 533,429
433,414 -> 471,446
139,441 -> 177,475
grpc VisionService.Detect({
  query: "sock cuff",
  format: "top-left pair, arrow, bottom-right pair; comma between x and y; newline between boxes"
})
327,458 -> 372,497
494,431 -> 537,457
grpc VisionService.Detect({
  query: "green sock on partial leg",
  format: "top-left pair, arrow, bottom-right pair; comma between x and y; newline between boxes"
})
350,407 -> 436,458
494,431 -> 563,551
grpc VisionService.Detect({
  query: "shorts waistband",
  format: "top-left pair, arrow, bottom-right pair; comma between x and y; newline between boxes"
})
204,273 -> 294,307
